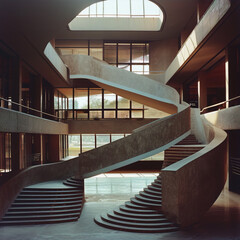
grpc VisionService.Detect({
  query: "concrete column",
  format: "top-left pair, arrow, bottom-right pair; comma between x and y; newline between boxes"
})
198,71 -> 208,110
11,133 -> 20,171
48,135 -> 60,163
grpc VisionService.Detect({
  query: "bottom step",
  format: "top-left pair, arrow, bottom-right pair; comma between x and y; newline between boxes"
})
94,216 -> 178,233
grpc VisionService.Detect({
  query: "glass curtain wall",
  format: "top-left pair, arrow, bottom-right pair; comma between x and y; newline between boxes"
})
56,42 -> 149,74
55,87 -> 167,120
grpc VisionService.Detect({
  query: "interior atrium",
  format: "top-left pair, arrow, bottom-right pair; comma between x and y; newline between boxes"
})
0,0 -> 240,239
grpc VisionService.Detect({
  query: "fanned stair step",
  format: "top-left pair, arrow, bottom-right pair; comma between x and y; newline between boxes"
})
95,134 -> 204,233
63,177 -> 84,188
95,173 -> 178,233
0,179 -> 84,225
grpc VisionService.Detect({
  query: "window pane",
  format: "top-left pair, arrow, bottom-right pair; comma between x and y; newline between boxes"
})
74,88 -> 88,109
144,65 -> 149,74
118,96 -> 130,108
97,2 -> 104,16
68,135 -> 80,156
79,7 -> 89,16
89,89 -> 102,109
73,48 -> 88,55
54,90 -> 58,110
96,134 -> 110,148
75,111 -> 88,119
58,88 -> 73,109
144,0 -> 161,17
131,0 -> 144,16
104,90 -> 116,109
111,134 -> 124,142
118,64 -> 130,71
132,44 -> 144,63
90,48 -> 103,60
132,65 -> 144,74
132,110 -> 143,118
90,3 -> 97,17
118,110 -> 130,118
89,111 -> 102,119
144,44 -> 149,63
118,0 -> 130,17
104,0 -> 117,17
144,106 -> 169,118
67,110 -> 74,119
132,101 -> 143,109
104,43 -> 117,63
104,110 -> 116,118
82,134 -> 95,152
118,44 -> 130,63
58,48 -> 73,55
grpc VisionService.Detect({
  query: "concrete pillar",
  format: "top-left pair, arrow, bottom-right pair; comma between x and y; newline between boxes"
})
48,135 -> 60,163
11,133 -> 20,171
198,71 -> 208,110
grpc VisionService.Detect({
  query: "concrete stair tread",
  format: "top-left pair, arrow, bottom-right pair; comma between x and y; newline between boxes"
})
151,182 -> 162,188
148,185 -> 161,191
130,198 -> 162,208
21,189 -> 82,194
9,203 -> 82,211
17,193 -> 83,198
139,191 -> 162,200
113,209 -> 164,219
15,196 -> 83,202
107,212 -> 167,223
0,216 -> 79,225
124,202 -> 153,210
119,205 -> 158,214
144,188 -> 162,196
101,213 -> 174,228
135,194 -> 161,204
6,209 -> 82,216
94,216 -> 178,233
12,199 -> 82,206
2,212 -> 80,221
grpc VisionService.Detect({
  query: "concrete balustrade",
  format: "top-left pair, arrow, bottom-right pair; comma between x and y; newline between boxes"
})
161,124 -> 227,227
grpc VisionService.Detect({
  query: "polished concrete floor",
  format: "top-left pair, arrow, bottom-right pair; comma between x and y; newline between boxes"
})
0,173 -> 240,240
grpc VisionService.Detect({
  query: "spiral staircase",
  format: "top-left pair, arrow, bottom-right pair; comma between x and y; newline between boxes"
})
0,55 -> 227,230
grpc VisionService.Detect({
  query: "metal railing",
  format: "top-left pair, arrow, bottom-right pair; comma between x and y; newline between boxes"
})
0,97 -> 61,121
200,96 -> 240,114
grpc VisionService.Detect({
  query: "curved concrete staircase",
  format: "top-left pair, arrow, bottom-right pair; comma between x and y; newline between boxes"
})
0,55 -> 227,230
94,135 -> 205,232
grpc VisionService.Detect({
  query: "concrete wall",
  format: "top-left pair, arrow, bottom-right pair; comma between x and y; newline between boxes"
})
0,107 -> 68,134
165,0 -> 231,84
68,119 -> 156,134
149,38 -> 179,73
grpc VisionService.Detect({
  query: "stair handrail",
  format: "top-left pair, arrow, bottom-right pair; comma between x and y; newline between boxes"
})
0,96 -> 60,121
200,95 -> 240,114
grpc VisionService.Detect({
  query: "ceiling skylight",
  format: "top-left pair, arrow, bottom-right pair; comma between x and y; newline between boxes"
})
69,0 -> 164,31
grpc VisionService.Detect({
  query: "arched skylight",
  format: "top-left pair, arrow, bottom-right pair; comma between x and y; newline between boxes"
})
69,0 -> 164,31
78,0 -> 163,20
